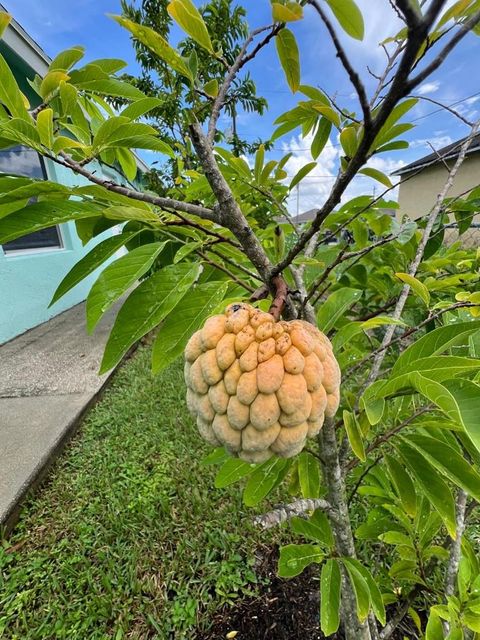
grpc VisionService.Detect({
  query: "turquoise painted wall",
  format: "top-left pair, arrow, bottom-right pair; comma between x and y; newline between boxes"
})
0,159 -> 127,344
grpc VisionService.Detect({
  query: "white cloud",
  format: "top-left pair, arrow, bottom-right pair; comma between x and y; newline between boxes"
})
411,135 -> 453,150
417,81 -> 441,96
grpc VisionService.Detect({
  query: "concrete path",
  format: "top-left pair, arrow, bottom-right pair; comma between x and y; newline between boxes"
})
0,302 -> 119,532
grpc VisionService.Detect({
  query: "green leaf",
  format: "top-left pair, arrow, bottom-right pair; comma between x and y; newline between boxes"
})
342,558 -> 370,622
272,2 -> 303,22
100,263 -> 200,373
395,272 -> 430,306
275,28 -> 301,93
425,609 -> 445,640
326,0 -> 365,40
86,242 -> 167,333
385,454 -> 417,517
50,232 -> 138,306
36,108 -> 54,148
0,12 -> 11,39
214,458 -> 253,488
254,144 -> 265,184
167,0 -> 214,53
320,559 -> 341,635
243,458 -> 290,507
289,161 -> 316,190
0,200 -> 101,244
316,288 -> 362,333
297,452 -> 321,498
359,167 -> 393,188
393,321 -> 480,375
395,442 -> 456,538
39,71 -> 70,100
311,103 -> 341,128
346,558 -> 386,625
312,118 -> 332,159
49,46 -> 85,71
340,126 -> 358,157
343,410 -> 365,461
120,97 -> 162,120
73,78 -> 147,101
112,15 -> 193,81
203,79 -> 219,97
402,434 -> 480,503
173,241 -> 202,263
278,543 -> 324,578
116,147 -> 138,182
0,53 -> 30,120
152,281 -> 228,374
443,379 -> 480,455
291,509 -> 334,548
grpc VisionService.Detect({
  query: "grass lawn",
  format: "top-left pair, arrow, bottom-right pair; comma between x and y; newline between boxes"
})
0,347 -> 283,640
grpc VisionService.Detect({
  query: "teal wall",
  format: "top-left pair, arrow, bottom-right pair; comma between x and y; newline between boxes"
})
0,159 -> 126,344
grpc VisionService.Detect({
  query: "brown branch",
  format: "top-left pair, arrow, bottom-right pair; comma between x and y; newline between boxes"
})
207,23 -> 280,145
46,151 -> 218,222
395,0 -> 422,28
408,10 -> 480,90
410,93 -> 474,126
268,275 -> 289,320
308,0 -> 372,128
196,250 -> 256,293
250,284 -> 269,302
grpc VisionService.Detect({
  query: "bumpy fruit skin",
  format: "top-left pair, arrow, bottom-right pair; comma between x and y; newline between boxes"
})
184,303 -> 340,463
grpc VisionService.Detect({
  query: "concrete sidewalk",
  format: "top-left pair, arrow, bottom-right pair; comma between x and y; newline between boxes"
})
0,302 -> 120,532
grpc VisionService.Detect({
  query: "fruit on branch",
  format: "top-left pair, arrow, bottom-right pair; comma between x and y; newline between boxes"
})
184,303 -> 341,463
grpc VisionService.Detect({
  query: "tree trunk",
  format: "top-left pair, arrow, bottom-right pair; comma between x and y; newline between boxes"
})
319,417 -> 372,640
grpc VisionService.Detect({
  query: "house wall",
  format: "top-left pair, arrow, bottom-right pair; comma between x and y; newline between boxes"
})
0,159 -> 126,344
397,153 -> 480,218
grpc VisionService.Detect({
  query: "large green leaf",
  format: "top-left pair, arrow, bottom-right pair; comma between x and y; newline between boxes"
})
312,118 -> 332,159
275,28 -> 301,93
289,161 -> 316,190
100,262 -> 201,373
395,442 -> 456,538
152,281 -> 228,374
0,52 -> 30,120
243,458 -> 290,507
385,454 -> 417,517
49,46 -> 85,71
291,509 -> 334,548
0,201 -> 102,244
71,78 -> 146,100
342,558 -> 370,622
297,451 -> 321,498
86,242 -> 167,333
326,0 -> 364,40
393,321 -> 480,376
395,272 -> 430,306
401,434 -> 480,502
214,458 -> 253,488
120,97 -> 163,120
348,559 -> 386,625
278,543 -> 324,578
112,16 -> 193,81
320,559 -> 341,635
50,232 -> 138,306
316,288 -> 362,333
443,379 -> 480,455
167,0 -> 214,53
343,410 -> 365,461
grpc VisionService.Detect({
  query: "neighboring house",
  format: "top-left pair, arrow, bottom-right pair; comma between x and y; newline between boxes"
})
0,9 -> 149,344
392,134 -> 480,245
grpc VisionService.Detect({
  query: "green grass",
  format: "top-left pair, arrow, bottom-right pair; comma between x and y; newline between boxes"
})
0,348 -> 279,639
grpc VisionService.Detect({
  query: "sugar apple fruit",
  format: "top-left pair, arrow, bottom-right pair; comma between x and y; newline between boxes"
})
184,303 -> 341,463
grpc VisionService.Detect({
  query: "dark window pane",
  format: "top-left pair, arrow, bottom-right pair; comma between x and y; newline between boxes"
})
3,227 -> 61,252
0,145 -> 45,179
0,146 -> 61,252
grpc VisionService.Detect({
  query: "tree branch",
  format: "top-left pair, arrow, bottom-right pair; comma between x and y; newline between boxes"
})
253,498 -> 335,529
48,152 -> 218,222
308,0 -> 372,128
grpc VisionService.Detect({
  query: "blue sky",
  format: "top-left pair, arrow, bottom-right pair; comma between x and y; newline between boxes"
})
4,0 -> 480,212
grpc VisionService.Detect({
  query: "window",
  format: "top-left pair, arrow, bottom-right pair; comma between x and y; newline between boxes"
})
0,146 -> 62,253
